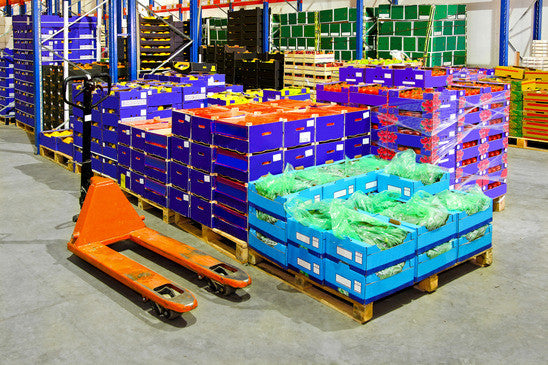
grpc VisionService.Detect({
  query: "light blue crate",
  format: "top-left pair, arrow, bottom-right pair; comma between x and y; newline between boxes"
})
287,217 -> 327,254
354,170 -> 380,194
377,170 -> 451,200
322,176 -> 358,200
324,257 -> 415,304
415,239 -> 458,282
248,205 -> 288,242
248,229 -> 288,269
457,224 -> 492,262
455,199 -> 493,235
287,243 -> 325,282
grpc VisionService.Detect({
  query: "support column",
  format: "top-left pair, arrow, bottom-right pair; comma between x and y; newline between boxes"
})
356,0 -> 363,60
32,0 -> 43,151
109,0 -> 119,82
262,1 -> 269,53
128,0 -> 138,80
190,0 -> 198,62
533,0 -> 543,40
499,0 -> 509,66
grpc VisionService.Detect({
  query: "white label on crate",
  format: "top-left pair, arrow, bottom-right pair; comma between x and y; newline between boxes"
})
307,119 -> 314,127
387,185 -> 402,194
402,81 -> 415,85
80,45 -> 94,50
186,94 -> 205,101
336,144 -> 343,151
124,130 -> 130,135
451,95 -> 457,101
314,194 -> 321,202
373,79 -> 384,84
102,142 -> 106,147
141,132 -> 145,138
312,237 -> 319,248
204,175 -> 210,183
385,73 -> 392,78
84,115 -> 91,122
365,181 -> 377,189
356,72 -> 362,77
448,167 -> 455,173
296,232 -> 310,245
347,78 -> 356,82
416,74 -> 424,80
141,109 -> 146,116
363,111 -> 369,118
126,171 -> 131,177
362,137 -> 370,144
273,153 -> 282,162
297,258 -> 311,271
336,246 -> 352,260
299,131 -> 311,143
441,103 -> 450,109
122,99 -> 146,107
450,113 -> 456,120
434,31 -> 442,36
449,131 -> 456,138
141,92 -> 147,99
185,115 -> 191,122
333,189 -> 347,199
379,14 -> 389,19
183,194 -> 189,201
404,187 -> 411,196
140,178 -> 144,184
148,90 -> 152,95
336,274 -> 352,289
313,263 -> 320,275
348,185 -> 354,194
305,149 -> 313,157
354,280 -> 362,293
184,141 -> 189,148
355,252 -> 363,265
201,87 -> 206,93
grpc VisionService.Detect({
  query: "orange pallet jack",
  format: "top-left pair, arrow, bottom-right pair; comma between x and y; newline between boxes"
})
64,76 -> 251,320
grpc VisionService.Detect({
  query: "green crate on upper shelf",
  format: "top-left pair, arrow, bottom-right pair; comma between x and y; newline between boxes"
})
378,4 -> 466,21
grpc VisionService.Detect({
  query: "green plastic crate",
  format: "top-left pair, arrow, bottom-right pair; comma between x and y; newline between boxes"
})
288,38 -> 297,47
390,6 -> 404,20
281,13 -> 288,25
428,52 -> 442,67
419,5 -> 432,19
378,4 -> 390,19
320,37 -> 332,50
272,14 -> 280,24
430,37 -> 446,52
364,7 -> 377,20
377,36 -> 390,51
304,25 -> 315,38
390,36 -> 403,51
334,8 -> 348,22
403,37 -> 416,52
377,51 -> 392,59
349,37 -> 356,50
457,36 -> 466,50
330,23 -> 341,36
341,22 -> 352,36
333,37 -> 348,51
364,21 -> 375,34
404,5 -> 418,20
298,12 -> 306,24
218,30 -> 226,39
434,5 -> 448,20
446,36 -> 456,51
395,21 -> 412,36
454,20 -> 466,35
443,21 -> 454,36
378,20 -> 394,35
297,37 -> 306,49
413,21 -> 429,37
349,8 -> 357,22
307,12 -> 316,24
411,52 -> 424,60
443,51 -> 453,65
289,13 -> 297,25
319,9 -> 333,23
447,5 -> 459,19
432,21 -> 444,36
281,25 -> 291,38
417,37 -> 426,52
292,25 -> 303,38
340,50 -> 354,61
321,23 -> 330,36
306,38 -> 315,49
209,30 -> 217,39
453,51 -> 466,65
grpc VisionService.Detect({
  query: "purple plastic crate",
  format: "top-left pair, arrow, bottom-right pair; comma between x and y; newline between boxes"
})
283,115 -> 315,148
345,109 -> 371,137
144,154 -> 168,184
130,148 -> 145,174
170,135 -> 190,164
190,194 -> 213,227
168,186 -> 190,217
315,140 -> 345,165
345,135 -> 371,158
214,148 -> 284,183
117,144 -> 131,167
284,145 -> 315,170
169,160 -> 189,191
214,119 -> 284,154
189,168 -> 214,200
315,113 -> 345,142
189,141 -> 215,172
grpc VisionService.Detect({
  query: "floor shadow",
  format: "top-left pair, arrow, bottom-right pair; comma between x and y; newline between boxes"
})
14,162 -> 79,192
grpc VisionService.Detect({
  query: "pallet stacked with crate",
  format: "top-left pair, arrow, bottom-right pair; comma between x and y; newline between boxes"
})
284,51 -> 341,88
140,15 -> 173,71
523,88 -> 548,142
0,48 -> 14,121
228,8 -> 263,53
522,40 -> 548,71
316,66 -> 509,200
376,4 -> 467,66
247,153 -> 493,322
203,17 -> 228,46
12,14 -> 97,129
170,20 -> 190,62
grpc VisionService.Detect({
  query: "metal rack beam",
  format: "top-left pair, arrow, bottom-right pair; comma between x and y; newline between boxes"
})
533,0 -> 543,40
499,0 -> 509,66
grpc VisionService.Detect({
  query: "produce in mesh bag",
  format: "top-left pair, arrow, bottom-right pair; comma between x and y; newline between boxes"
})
342,155 -> 390,176
464,224 -> 489,241
330,204 -> 410,251
294,164 -> 346,185
285,199 -> 345,230
346,190 -> 401,213
384,149 -> 445,185
425,240 -> 453,259
380,190 -> 450,231
256,209 -> 278,224
433,186 -> 491,215
254,165 -> 314,200
376,262 -> 405,279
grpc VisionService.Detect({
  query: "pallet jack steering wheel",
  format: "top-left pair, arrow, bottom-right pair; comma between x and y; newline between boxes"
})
62,74 -> 112,221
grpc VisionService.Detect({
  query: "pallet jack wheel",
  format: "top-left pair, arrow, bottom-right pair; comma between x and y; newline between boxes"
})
206,278 -> 236,297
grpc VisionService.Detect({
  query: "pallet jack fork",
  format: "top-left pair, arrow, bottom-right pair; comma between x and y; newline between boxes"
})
64,77 -> 251,320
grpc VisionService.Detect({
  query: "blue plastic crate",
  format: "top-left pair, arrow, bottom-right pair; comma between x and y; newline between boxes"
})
169,160 -> 189,191
415,239 -> 458,282
287,217 -> 326,254
288,242 -> 324,282
168,186 -> 190,217
249,205 -> 287,243
249,229 -> 288,268
457,224 -> 492,263
376,170 -> 451,200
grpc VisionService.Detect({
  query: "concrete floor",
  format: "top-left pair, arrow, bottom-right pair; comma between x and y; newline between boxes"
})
1,124 -> 547,364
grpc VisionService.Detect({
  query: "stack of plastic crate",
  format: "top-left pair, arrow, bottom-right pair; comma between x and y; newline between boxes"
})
0,48 -> 14,119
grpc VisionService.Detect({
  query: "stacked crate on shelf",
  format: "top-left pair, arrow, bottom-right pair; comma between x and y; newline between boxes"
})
277,11 -> 317,52
523,88 -> 548,141
508,80 -> 525,137
376,4 -> 467,66
362,7 -> 378,59
170,20 -> 190,62
318,8 -> 358,61
0,48 -> 14,119
522,40 -> 548,71
284,51 -> 340,88
228,8 -> 263,53
140,15 -> 173,72
0,16 -> 13,49
203,17 -> 228,46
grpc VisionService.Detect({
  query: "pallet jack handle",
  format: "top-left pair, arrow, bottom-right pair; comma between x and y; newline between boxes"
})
62,74 -> 112,216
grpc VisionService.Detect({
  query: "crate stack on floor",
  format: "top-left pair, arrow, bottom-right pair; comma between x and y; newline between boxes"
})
12,15 -> 97,128
0,48 -> 14,120
228,8 -> 263,53
248,155 -> 493,309
284,51 -> 341,89
376,4 -> 467,66
170,20 -> 190,62
522,87 -> 548,142
140,15 -> 173,72
203,17 -> 227,46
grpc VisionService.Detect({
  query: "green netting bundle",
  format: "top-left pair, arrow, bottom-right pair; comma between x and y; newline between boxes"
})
256,232 -> 279,247
293,164 -> 346,185
384,149 -> 445,185
376,262 -> 405,279
330,204 -> 409,251
346,190 -> 401,214
433,186 -> 491,215
426,240 -> 453,259
256,210 -> 278,224
342,155 -> 390,176
285,199 -> 346,231
254,165 -> 314,200
380,190 -> 450,231
465,224 -> 489,241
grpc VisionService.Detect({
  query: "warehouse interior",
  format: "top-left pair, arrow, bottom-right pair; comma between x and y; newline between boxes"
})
1,0 -> 548,363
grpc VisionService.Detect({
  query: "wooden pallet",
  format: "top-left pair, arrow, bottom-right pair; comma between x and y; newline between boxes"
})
173,213 -> 248,263
1,115 -> 14,125
39,146 -> 74,171
73,163 -> 113,179
493,195 -> 505,212
120,187 -> 174,224
16,120 -> 34,134
248,248 -> 493,324
508,136 -> 548,151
